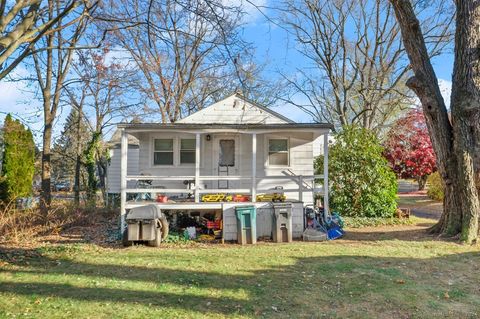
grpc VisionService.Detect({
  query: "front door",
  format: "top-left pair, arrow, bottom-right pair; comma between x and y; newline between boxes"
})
213,135 -> 238,190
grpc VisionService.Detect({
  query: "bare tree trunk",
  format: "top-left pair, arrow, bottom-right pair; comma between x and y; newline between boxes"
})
74,154 -> 81,205
40,117 -> 53,213
417,175 -> 427,191
391,0 -> 480,243
96,160 -> 107,204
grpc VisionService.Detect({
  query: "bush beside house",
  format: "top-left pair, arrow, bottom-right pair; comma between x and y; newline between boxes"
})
323,126 -> 397,218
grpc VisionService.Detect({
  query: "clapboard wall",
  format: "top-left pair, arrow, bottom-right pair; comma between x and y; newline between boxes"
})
106,147 -> 140,194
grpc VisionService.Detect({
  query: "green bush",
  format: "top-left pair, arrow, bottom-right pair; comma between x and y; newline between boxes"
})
427,172 -> 444,201
327,126 -> 397,218
0,115 -> 35,202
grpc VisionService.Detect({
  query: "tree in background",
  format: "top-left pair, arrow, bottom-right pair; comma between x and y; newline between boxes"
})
0,115 -> 35,203
327,126 -> 397,218
32,1 -> 91,214
0,0 -> 91,80
51,108 -> 90,200
279,0 -> 452,132
110,0 -> 250,122
391,0 -> 480,243
68,45 -> 135,206
384,109 -> 436,190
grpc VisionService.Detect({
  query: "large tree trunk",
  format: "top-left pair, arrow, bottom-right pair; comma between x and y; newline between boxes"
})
391,0 -> 480,243
449,0 -> 480,242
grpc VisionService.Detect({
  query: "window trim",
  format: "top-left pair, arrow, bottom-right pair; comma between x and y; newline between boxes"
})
265,137 -> 290,167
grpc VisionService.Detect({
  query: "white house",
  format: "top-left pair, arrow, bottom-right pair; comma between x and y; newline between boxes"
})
109,93 -> 332,240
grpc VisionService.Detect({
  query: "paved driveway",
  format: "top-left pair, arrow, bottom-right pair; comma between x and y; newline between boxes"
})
397,180 -> 443,220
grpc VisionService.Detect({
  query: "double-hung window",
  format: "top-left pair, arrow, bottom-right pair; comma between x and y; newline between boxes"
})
180,139 -> 196,164
153,139 -> 174,165
268,139 -> 289,166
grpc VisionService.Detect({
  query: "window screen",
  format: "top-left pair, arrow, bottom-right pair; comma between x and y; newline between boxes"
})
180,139 -> 196,164
268,139 -> 288,166
153,139 -> 174,165
219,139 -> 235,166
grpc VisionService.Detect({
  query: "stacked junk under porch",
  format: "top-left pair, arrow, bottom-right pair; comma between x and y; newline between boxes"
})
122,198 -> 344,247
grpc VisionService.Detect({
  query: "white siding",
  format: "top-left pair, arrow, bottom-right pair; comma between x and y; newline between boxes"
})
107,147 -> 139,193
177,95 -> 289,124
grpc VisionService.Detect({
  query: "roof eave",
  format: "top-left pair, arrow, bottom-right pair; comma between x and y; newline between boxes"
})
117,123 -> 334,130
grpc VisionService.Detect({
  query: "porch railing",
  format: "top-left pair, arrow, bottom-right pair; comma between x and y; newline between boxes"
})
124,174 -> 325,203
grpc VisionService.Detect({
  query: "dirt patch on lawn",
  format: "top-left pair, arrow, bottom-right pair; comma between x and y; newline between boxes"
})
343,220 -> 445,242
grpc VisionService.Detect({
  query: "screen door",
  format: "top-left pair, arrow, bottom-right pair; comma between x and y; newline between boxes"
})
216,138 -> 236,189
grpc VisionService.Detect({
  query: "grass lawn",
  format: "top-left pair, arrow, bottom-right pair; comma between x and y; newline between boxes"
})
1,219 -> 479,318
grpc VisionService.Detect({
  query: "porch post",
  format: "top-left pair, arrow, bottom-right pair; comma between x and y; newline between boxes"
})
195,133 -> 201,203
251,133 -> 257,202
120,128 -> 128,235
323,132 -> 329,214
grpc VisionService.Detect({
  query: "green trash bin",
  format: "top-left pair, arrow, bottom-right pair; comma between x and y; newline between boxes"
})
272,203 -> 293,243
235,206 -> 257,245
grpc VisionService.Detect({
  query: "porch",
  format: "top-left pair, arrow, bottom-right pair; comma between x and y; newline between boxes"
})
118,123 -> 331,232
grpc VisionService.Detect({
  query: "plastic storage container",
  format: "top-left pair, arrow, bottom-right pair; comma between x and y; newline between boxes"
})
272,203 -> 293,243
235,206 -> 257,245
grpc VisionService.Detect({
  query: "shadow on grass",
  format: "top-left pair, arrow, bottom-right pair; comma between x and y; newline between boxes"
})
1,246 -> 480,317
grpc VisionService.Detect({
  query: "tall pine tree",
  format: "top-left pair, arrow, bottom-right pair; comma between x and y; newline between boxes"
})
0,115 -> 35,202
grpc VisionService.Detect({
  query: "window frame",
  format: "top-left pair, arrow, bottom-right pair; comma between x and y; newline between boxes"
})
150,135 -> 201,168
152,138 -> 175,166
179,138 -> 196,165
266,137 -> 290,167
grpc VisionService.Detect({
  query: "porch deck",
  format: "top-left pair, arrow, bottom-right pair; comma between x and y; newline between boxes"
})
124,199 -> 305,210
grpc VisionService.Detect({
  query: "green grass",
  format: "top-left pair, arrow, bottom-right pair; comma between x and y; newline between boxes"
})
1,227 -> 480,318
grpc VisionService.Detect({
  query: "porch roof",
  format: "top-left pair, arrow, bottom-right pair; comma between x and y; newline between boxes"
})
118,122 -> 334,132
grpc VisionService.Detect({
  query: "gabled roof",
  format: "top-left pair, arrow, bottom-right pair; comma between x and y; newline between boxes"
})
108,128 -> 139,147
176,93 -> 294,124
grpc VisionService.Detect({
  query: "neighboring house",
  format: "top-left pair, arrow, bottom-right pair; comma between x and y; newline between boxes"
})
112,93 -> 333,240
107,129 -> 140,195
